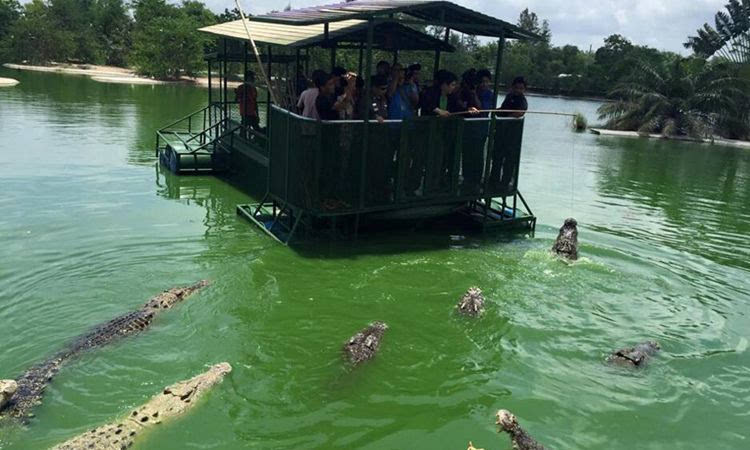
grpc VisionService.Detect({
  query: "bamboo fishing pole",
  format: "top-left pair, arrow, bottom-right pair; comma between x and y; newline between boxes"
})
235,0 -> 279,105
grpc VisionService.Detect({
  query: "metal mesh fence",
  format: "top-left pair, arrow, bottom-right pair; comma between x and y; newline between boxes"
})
268,106 -> 524,215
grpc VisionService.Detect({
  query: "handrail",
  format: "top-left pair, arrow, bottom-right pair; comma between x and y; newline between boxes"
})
187,123 -> 243,154
158,105 -> 212,133
183,118 -> 228,147
270,104 -> 524,124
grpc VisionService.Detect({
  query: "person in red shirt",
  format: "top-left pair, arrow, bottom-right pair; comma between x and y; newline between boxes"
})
235,71 -> 260,132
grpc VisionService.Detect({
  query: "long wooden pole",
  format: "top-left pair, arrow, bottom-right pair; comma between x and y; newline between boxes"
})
492,33 -> 505,107
448,109 -> 579,117
235,0 -> 278,105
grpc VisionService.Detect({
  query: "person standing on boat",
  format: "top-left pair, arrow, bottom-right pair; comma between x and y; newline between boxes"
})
236,71 -> 260,132
419,70 -> 459,117
476,69 -> 496,112
376,60 -> 391,78
457,69 -> 481,115
387,64 -> 416,121
407,62 -> 422,91
297,69 -> 327,120
499,76 -> 528,117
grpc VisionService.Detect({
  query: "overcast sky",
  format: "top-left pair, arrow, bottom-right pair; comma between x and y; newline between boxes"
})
205,0 -> 727,53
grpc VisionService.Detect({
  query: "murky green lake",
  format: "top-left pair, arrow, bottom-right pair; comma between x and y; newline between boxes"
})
1,68 -> 749,449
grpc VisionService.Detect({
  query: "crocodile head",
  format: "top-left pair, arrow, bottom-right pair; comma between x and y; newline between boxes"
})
142,280 -> 210,311
563,218 -> 578,228
0,379 -> 18,411
457,287 -> 485,316
495,409 -> 518,433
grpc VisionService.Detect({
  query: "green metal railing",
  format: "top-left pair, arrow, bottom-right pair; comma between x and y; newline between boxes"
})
267,106 -> 525,216
155,103 -> 226,156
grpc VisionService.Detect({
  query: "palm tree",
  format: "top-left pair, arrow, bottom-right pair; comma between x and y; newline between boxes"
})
597,58 -> 747,138
685,0 -> 750,64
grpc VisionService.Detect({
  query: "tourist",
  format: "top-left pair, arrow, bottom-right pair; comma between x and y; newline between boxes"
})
357,74 -> 389,123
336,73 -> 359,120
402,68 -> 420,114
499,76 -> 528,117
376,60 -> 391,78
315,73 -> 340,121
419,69 -> 459,117
361,74 -> 392,203
456,68 -> 481,115
235,70 -> 260,132
331,66 -> 348,96
407,62 -> 422,90
457,69 -> 485,188
386,63 -> 415,120
317,72 -> 359,121
297,69 -> 327,119
476,69 -> 495,111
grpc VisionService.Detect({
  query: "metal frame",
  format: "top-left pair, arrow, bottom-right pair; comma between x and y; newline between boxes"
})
155,0 -> 540,244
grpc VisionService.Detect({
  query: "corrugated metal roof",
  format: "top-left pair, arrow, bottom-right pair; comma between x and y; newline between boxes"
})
199,18 -> 456,51
200,19 -> 363,47
246,0 -> 539,40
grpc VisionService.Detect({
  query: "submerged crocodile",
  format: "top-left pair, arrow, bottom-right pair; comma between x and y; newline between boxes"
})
0,281 -> 209,420
456,287 -> 485,316
52,362 -> 231,450
607,341 -> 661,367
343,322 -> 388,365
495,409 -> 546,450
552,218 -> 579,261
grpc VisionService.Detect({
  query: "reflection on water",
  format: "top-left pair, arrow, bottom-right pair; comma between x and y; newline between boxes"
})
594,137 -> 750,270
1,70 -> 749,450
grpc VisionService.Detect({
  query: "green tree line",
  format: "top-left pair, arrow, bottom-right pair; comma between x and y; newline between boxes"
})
0,0 -> 217,78
0,1 -> 747,138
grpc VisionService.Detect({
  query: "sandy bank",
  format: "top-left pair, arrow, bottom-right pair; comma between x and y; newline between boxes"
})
2,63 -> 241,88
0,77 -> 19,87
91,75 -> 167,85
590,128 -> 750,150
4,62 -> 130,77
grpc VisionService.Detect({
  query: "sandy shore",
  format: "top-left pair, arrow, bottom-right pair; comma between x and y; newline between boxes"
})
0,77 -> 19,87
90,75 -> 167,85
2,63 -> 241,88
590,128 -> 750,150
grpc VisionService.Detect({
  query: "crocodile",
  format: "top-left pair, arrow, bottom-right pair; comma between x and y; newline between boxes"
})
552,218 -> 579,261
0,380 -> 17,410
456,287 -> 485,316
607,341 -> 661,367
343,322 -> 388,365
496,409 -> 546,450
0,281 -> 209,421
52,362 -> 231,450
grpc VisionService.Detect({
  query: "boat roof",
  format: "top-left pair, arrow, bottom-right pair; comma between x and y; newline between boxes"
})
245,0 -> 538,40
200,18 -> 456,51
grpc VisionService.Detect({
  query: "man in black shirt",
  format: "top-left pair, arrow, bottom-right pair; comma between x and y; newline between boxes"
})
499,76 -> 528,117
315,73 -> 340,121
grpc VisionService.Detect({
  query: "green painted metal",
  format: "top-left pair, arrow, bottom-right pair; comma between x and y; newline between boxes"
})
266,106 -> 526,217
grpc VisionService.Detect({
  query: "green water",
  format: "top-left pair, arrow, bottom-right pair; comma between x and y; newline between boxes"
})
1,69 -> 749,450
